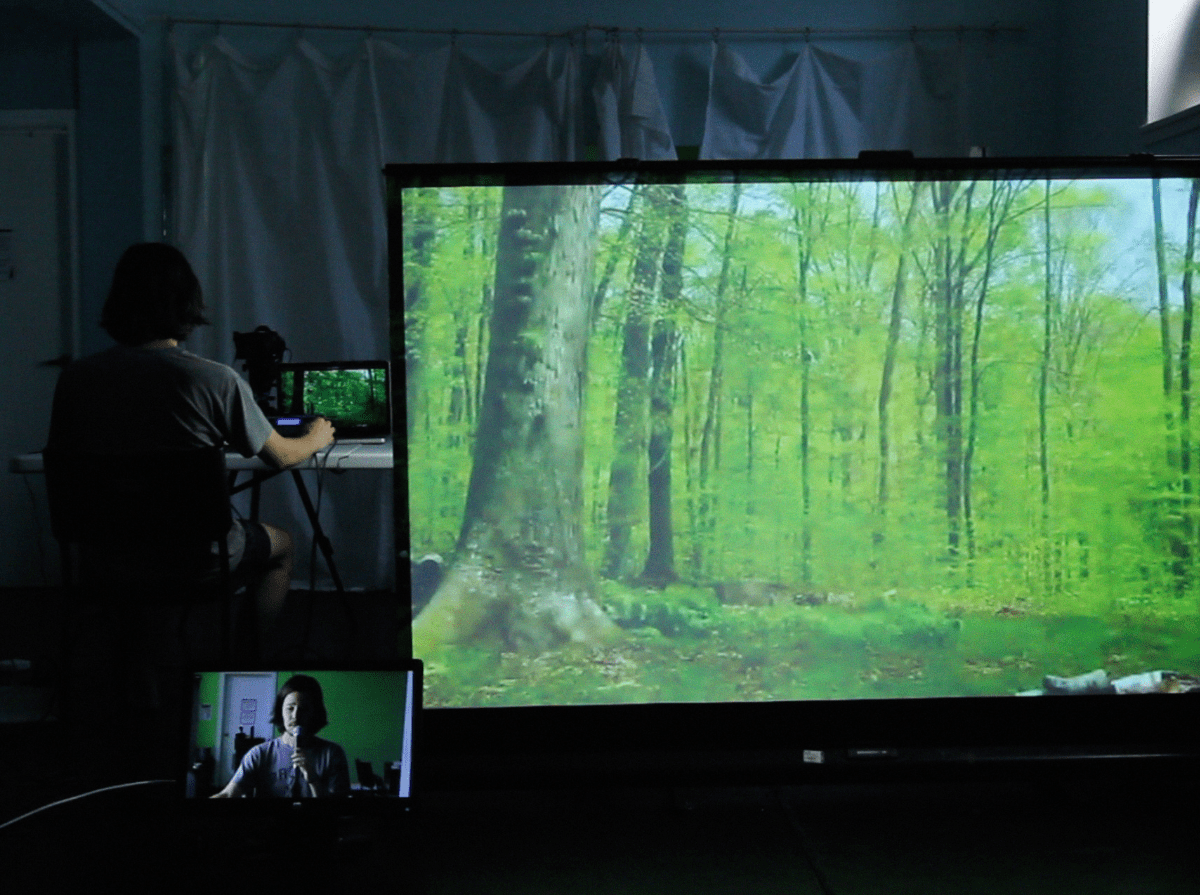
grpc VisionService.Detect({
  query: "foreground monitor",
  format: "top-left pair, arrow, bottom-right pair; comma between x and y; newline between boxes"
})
388,157 -> 1200,785
181,664 -> 420,808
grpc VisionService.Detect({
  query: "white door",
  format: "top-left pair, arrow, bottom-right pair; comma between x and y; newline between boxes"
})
215,671 -> 279,789
0,113 -> 79,586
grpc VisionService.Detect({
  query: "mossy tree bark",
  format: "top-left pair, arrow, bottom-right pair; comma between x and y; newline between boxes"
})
413,183 -> 617,655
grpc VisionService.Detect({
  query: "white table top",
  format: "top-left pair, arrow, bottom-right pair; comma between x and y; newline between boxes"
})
10,438 -> 394,473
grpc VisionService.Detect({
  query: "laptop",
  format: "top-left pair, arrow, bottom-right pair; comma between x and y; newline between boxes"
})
180,661 -> 421,810
271,360 -> 392,443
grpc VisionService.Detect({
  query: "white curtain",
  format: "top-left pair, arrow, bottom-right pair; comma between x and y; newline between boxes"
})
700,40 -> 965,159
168,29 -> 968,590
169,32 -> 675,590
592,39 -> 675,161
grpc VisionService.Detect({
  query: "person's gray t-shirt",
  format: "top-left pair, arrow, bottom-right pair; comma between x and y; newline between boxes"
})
230,736 -> 351,798
48,344 -> 275,567
49,344 -> 273,457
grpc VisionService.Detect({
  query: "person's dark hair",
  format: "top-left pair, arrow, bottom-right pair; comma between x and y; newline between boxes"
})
270,674 -> 330,733
100,242 -> 209,345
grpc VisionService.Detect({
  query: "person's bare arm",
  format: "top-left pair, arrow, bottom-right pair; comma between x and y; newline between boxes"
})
259,417 -> 336,469
209,779 -> 244,798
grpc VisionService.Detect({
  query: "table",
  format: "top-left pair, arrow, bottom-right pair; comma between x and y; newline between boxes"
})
10,438 -> 394,594
10,439 -> 393,474
226,440 -> 393,594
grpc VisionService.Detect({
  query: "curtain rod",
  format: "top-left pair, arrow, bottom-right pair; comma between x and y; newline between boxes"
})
161,18 -> 1023,41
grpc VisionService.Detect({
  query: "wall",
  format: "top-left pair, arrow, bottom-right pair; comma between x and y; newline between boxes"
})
0,9 -> 142,357
1055,0 -> 1162,156
0,6 -> 142,586
76,36 -> 142,352
0,34 -> 75,109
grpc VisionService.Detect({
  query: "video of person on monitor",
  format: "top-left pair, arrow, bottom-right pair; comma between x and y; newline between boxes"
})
393,164 -> 1200,708
186,669 -> 415,799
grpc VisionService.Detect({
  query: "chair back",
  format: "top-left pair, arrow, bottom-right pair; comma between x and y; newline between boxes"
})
43,446 -> 233,576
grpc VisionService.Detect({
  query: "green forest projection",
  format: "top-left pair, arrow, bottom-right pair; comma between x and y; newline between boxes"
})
280,368 -> 388,427
394,172 -> 1200,708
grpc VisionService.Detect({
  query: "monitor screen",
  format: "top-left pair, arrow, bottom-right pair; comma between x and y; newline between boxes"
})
388,158 -> 1199,768
182,665 -> 419,804
276,361 -> 391,440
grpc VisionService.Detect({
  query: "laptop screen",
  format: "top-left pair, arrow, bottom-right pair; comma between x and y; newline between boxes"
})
182,663 -> 420,806
275,361 -> 391,442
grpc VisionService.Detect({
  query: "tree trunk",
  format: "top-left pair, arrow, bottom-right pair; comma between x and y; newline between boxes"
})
1040,180 -> 1053,595
400,188 -> 438,437
604,184 -> 668,580
875,183 -> 920,550
413,184 -> 616,655
792,186 -> 820,587
1153,177 -> 1176,471
1179,180 -> 1200,583
694,183 -> 740,575
931,181 -> 968,566
641,184 -> 687,587
964,181 -> 1017,578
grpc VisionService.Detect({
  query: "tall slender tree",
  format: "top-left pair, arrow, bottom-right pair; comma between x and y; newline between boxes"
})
790,182 -> 831,586
694,183 -> 741,576
641,183 -> 688,587
604,184 -> 668,580
963,180 -> 1024,575
1039,179 -> 1054,595
1153,177 -> 1176,471
1179,180 -> 1200,583
401,188 -> 439,437
875,183 -> 921,551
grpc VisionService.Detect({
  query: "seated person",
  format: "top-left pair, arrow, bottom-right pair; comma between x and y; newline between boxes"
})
211,674 -> 350,798
47,243 -> 335,656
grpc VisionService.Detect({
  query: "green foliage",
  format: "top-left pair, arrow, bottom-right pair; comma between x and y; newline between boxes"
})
600,582 -> 718,638
297,369 -> 388,427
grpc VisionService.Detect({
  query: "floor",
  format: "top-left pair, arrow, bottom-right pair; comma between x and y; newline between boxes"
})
2,586 -> 1197,891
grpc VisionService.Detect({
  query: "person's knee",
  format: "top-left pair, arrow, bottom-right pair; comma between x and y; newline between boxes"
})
263,524 -> 293,563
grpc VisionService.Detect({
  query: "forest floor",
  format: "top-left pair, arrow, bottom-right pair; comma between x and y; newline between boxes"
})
419,582 -> 1200,707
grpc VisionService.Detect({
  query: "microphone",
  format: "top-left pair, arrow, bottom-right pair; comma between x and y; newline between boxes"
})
291,725 -> 307,796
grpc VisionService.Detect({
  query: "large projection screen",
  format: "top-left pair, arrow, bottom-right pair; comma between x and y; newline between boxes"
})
393,160 -> 1200,715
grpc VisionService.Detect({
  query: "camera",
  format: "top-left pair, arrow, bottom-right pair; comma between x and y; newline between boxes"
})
233,325 -> 287,412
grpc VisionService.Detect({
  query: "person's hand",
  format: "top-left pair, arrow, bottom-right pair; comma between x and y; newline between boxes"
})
292,744 -> 312,781
306,415 -> 336,450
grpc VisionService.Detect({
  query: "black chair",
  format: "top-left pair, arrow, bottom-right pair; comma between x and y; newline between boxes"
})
43,446 -> 248,674
355,758 -> 386,793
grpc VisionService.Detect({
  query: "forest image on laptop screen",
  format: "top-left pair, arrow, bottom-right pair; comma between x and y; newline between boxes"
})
279,364 -> 389,431
394,164 -> 1200,709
